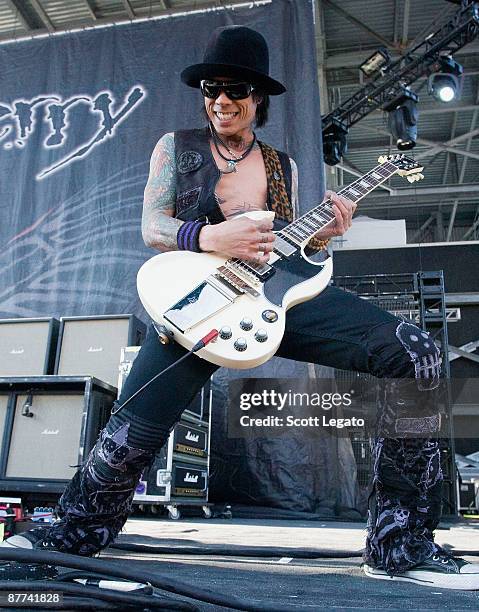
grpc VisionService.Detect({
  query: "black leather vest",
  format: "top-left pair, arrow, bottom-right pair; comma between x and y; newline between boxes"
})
173,127 -> 293,225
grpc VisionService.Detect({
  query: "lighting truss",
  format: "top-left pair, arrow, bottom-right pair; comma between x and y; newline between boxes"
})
322,1 -> 479,134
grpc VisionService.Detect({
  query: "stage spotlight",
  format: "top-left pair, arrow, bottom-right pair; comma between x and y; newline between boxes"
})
383,88 -> 419,151
359,47 -> 391,78
428,56 -> 464,102
322,118 -> 349,166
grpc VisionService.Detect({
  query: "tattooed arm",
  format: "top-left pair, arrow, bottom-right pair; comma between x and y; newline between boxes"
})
142,132 -> 184,252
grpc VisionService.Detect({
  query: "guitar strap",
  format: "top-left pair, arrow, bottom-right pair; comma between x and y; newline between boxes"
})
258,141 -> 329,252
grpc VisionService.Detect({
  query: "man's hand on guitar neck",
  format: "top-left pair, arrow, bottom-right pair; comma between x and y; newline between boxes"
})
199,216 -> 275,263
312,190 -> 357,240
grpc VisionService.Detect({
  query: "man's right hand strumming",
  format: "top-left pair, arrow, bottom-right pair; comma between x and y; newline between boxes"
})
199,217 -> 275,263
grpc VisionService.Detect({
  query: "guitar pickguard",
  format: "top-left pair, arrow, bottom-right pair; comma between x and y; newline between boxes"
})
263,251 -> 327,307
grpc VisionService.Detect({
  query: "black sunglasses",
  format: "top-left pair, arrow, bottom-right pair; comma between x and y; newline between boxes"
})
200,80 -> 255,100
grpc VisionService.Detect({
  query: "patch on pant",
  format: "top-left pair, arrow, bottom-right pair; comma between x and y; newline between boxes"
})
177,151 -> 203,174
395,414 -> 441,434
98,423 -> 146,472
176,186 -> 202,216
395,321 -> 441,388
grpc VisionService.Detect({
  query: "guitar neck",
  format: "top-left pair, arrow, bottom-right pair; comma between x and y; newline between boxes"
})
278,160 -> 399,246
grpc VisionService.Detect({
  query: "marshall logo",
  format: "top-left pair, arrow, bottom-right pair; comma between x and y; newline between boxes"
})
42,429 -> 59,435
88,346 -> 103,352
10,347 -> 25,354
185,431 -> 200,443
184,472 -> 199,484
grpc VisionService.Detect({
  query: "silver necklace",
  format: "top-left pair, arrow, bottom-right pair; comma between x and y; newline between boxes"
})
210,124 -> 256,174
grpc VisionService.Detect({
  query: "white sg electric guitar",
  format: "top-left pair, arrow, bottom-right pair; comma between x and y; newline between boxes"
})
138,155 -> 424,369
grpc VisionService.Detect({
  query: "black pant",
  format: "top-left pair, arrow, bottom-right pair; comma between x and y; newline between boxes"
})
51,286 -> 443,574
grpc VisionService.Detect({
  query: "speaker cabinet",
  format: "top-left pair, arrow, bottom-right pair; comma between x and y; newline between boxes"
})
55,315 -> 146,388
135,444 -> 208,503
0,318 -> 59,376
0,394 -> 8,456
0,376 -> 116,493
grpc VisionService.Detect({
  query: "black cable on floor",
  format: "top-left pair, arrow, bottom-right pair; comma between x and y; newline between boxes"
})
0,548 -> 316,612
112,542 -> 365,558
111,541 -> 479,558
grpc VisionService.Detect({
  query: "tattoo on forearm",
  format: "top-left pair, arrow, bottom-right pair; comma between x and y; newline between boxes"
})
142,132 -> 182,251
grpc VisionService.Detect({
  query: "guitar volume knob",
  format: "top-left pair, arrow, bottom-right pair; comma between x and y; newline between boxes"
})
219,326 -> 232,340
254,329 -> 268,343
239,317 -> 253,331
262,309 -> 278,323
234,338 -> 247,352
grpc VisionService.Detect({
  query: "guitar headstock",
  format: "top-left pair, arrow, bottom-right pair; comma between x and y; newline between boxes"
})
378,154 -> 424,183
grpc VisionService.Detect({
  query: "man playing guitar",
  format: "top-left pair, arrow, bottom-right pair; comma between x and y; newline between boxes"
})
2,25 -> 477,592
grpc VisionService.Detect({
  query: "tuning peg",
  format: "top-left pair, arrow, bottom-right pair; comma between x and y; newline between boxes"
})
378,155 -> 385,163
407,175 -> 415,183
418,173 -> 424,180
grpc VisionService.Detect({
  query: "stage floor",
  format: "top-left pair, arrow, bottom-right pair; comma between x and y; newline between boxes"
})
101,516 -> 479,610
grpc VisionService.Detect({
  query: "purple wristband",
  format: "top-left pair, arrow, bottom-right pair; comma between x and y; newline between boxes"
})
177,220 -> 206,252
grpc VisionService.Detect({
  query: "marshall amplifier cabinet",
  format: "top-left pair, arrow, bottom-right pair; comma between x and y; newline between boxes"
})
0,376 -> 115,493
0,318 -> 59,376
458,481 -> 478,513
55,315 -> 146,388
134,444 -> 208,504
172,422 -> 208,459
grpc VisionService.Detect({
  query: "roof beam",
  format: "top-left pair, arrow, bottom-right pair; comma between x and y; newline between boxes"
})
5,0 -> 34,30
122,0 -> 136,19
462,207 -> 479,239
447,201 -> 459,241
415,128 -> 479,160
406,4 -> 455,51
30,0 -> 55,32
401,0 -> 410,47
416,104 -> 479,115
354,124 -> 479,162
323,0 -> 398,51
82,0 -> 97,21
393,0 -> 401,45
411,213 -> 435,242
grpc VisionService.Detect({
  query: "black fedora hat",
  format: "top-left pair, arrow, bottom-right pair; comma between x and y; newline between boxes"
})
181,25 -> 286,95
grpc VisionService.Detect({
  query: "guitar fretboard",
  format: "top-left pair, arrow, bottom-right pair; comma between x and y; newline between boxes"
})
278,161 -> 398,246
